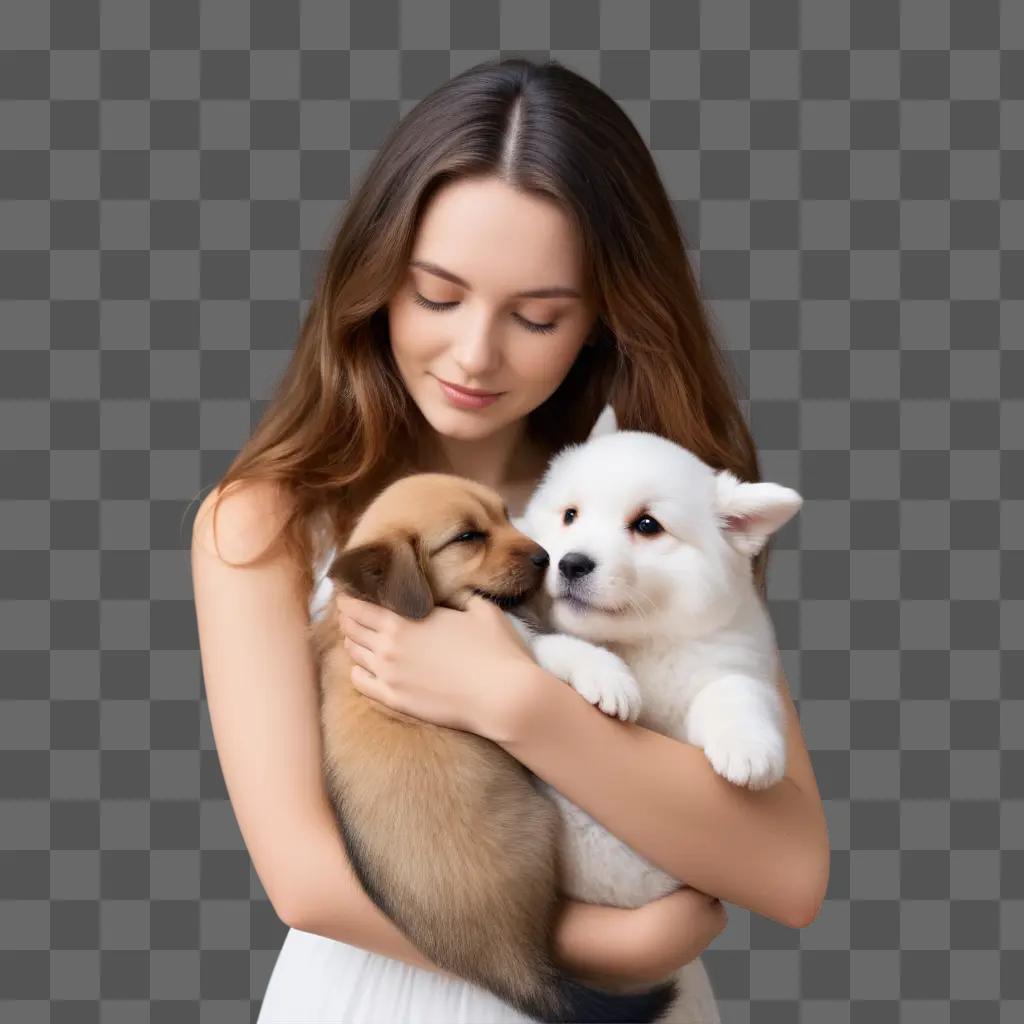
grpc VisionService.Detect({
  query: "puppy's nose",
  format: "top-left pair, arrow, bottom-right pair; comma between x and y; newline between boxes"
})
530,549 -> 550,569
559,552 -> 595,580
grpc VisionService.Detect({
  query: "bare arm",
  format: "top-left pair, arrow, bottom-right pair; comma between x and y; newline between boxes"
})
191,481 -> 452,974
189,481 -> 660,986
495,661 -> 830,930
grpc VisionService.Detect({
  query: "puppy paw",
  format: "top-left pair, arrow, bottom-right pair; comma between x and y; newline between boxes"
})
530,634 -> 642,721
570,651 -> 642,722
702,725 -> 787,790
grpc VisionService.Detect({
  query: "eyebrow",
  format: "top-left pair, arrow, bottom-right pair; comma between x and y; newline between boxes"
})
409,259 -> 582,300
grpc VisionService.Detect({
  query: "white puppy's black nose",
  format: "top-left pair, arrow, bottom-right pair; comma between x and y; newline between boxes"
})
559,552 -> 595,580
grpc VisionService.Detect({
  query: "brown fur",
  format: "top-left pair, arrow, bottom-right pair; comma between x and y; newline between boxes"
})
307,473 -> 676,1022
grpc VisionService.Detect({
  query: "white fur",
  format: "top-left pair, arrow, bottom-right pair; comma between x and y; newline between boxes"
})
507,406 -> 802,908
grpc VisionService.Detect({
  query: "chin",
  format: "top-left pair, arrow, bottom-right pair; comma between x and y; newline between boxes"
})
551,597 -> 624,639
429,409 -> 496,439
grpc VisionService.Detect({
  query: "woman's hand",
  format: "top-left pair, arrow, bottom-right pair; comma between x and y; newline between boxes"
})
551,887 -> 727,993
336,591 -> 538,738
624,886 -> 728,985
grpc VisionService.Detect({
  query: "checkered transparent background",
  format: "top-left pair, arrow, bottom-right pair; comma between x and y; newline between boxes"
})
1,1 -> 1021,1022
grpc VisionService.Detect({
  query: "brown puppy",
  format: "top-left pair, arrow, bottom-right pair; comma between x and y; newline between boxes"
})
309,472 -> 678,1024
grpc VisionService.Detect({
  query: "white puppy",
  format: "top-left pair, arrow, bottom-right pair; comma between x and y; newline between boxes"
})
508,409 -> 802,908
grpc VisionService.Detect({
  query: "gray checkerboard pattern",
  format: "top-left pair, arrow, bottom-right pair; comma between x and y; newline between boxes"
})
1,1 -> 1019,1021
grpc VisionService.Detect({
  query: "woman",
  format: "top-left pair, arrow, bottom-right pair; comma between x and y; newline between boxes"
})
191,57 -> 830,1023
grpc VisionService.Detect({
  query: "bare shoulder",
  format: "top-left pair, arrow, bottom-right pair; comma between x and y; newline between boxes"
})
187,477 -> 327,923
192,478 -> 294,566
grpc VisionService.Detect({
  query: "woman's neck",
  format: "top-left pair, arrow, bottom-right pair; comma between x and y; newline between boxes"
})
413,421 -> 552,496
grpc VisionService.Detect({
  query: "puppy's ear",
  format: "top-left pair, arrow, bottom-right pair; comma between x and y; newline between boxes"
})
328,539 -> 434,619
587,403 -> 618,440
714,470 -> 803,558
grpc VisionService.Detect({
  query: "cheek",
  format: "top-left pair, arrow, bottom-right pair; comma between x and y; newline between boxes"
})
664,549 -> 726,612
512,337 -> 588,385
387,301 -> 436,364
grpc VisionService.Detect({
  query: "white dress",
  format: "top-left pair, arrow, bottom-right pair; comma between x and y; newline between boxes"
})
255,541 -> 722,1024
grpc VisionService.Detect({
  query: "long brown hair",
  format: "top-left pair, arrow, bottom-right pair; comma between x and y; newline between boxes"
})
197,57 -> 771,598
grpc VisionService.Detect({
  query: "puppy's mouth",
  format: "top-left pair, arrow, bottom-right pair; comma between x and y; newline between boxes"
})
472,586 -> 533,611
556,590 -> 625,616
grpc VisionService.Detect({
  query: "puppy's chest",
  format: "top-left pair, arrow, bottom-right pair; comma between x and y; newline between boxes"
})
606,604 -> 779,736
610,644 -> 711,736
609,637 -> 769,738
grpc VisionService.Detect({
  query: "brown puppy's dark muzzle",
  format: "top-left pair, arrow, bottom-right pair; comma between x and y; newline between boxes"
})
524,544 -> 549,582
509,542 -> 550,589
520,544 -> 552,593
475,542 -> 549,609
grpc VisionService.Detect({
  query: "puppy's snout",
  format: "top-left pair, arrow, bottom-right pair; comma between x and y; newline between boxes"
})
529,548 -> 550,570
559,552 -> 595,580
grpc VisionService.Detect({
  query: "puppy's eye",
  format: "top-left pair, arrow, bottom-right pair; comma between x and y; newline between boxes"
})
632,515 -> 663,536
562,508 -> 577,525
454,531 -> 487,544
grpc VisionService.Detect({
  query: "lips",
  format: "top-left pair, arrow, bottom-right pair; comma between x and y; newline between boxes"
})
438,378 -> 503,397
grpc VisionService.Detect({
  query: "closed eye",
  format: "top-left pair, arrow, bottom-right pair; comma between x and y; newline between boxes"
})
453,531 -> 487,544
412,292 -> 558,335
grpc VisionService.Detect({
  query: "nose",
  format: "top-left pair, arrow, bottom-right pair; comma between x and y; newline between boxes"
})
452,309 -> 502,376
530,549 -> 550,569
559,552 -> 595,580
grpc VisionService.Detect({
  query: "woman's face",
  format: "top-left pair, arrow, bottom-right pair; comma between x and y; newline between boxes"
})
386,176 -> 599,443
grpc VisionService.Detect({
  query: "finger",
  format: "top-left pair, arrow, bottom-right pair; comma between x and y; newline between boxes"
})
351,665 -> 395,710
340,616 -> 377,650
342,636 -> 375,673
336,592 -> 384,631
342,593 -> 402,635
349,663 -> 378,696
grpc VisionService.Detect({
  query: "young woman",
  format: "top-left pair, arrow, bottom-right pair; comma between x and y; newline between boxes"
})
191,57 -> 830,1023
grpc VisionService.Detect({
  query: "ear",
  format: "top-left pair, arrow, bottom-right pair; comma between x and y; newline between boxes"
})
714,470 -> 803,558
327,539 -> 434,619
587,403 -> 618,440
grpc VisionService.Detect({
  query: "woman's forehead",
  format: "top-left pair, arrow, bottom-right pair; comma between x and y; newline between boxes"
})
413,179 -> 585,288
